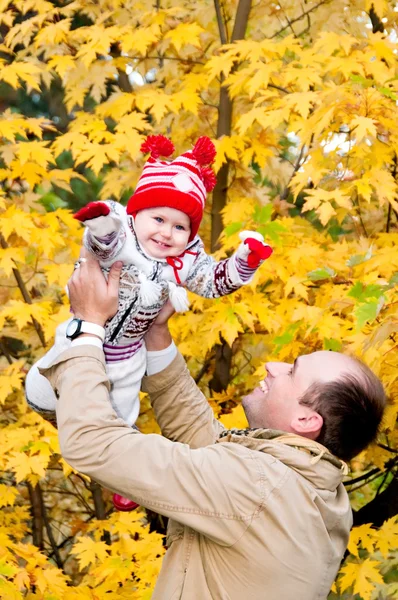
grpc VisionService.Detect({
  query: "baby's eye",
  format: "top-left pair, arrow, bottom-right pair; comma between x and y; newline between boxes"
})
175,224 -> 186,231
154,216 -> 163,223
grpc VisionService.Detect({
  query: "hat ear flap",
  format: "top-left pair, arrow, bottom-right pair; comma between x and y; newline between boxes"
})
200,166 -> 217,192
192,136 -> 216,166
140,135 -> 174,159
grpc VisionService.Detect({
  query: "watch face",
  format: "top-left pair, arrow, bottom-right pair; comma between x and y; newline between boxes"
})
66,319 -> 81,339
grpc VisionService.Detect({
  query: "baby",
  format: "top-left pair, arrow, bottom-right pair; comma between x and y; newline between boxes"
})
25,135 -> 272,509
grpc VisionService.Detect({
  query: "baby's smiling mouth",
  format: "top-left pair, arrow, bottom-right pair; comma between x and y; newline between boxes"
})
152,239 -> 171,247
259,379 -> 268,393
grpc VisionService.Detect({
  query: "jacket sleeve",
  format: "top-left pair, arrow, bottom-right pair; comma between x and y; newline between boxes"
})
39,347 -> 265,546
184,237 -> 256,298
142,352 -> 225,448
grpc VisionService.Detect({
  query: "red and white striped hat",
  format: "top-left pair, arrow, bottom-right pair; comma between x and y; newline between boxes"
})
127,135 -> 217,241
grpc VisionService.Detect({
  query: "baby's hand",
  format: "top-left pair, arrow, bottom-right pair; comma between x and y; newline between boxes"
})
74,202 -> 121,237
75,201 -> 110,221
237,230 -> 273,268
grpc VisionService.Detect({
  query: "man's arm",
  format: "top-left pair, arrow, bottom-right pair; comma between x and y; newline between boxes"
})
41,343 -> 263,546
144,307 -> 225,448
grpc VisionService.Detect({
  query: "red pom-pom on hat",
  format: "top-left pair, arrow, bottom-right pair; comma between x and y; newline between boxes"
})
192,136 -> 216,166
200,166 -> 217,192
140,135 -> 174,159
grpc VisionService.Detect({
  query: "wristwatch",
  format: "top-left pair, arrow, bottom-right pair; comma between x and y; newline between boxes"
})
66,318 -> 105,342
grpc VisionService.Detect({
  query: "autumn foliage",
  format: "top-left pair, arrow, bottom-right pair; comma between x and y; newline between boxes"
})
1,1 -> 398,598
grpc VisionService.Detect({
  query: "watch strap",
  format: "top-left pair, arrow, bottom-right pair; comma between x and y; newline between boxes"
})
80,321 -> 106,342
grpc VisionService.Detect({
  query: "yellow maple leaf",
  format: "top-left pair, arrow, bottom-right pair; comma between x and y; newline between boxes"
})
0,483 -> 19,507
47,54 -> 76,78
213,136 -> 245,172
284,276 -> 308,301
0,60 -> 42,90
284,91 -> 318,119
317,201 -> 336,226
0,247 -> 25,276
16,140 -> 54,169
350,116 -> 377,143
0,361 -> 25,405
206,52 -> 236,83
164,22 -> 204,52
0,206 -> 35,242
170,89 -> 201,115
219,404 -> 248,430
35,18 -> 72,47
339,558 -> 384,600
347,523 -> 375,557
375,517 -> 398,558
135,89 -> 174,124
72,537 -> 109,569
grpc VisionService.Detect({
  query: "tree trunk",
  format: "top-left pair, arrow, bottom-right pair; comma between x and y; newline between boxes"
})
28,482 -> 44,550
209,0 -> 252,393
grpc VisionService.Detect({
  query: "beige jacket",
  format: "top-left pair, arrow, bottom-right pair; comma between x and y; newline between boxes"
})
41,347 -> 352,600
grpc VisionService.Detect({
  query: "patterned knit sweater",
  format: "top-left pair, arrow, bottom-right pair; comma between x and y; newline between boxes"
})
83,201 -> 259,349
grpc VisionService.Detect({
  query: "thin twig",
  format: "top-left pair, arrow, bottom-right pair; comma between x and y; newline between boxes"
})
270,0 -> 332,39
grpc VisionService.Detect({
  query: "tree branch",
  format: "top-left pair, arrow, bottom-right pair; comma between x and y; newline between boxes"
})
214,0 -> 228,44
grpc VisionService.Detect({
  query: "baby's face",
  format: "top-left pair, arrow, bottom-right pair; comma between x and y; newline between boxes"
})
134,207 -> 191,258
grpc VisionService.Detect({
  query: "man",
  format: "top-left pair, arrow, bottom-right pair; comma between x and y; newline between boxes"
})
41,253 -> 386,600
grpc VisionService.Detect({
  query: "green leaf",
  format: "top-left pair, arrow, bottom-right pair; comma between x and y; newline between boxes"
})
273,323 -> 301,351
307,266 -> 336,281
253,203 -> 273,224
355,298 -> 384,330
350,74 -> 374,88
348,282 -> 384,301
38,192 -> 68,212
323,338 -> 342,352
224,222 -> 243,237
258,221 -> 286,243
0,559 -> 17,577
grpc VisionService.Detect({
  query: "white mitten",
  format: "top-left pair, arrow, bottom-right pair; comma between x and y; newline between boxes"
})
74,202 -> 122,238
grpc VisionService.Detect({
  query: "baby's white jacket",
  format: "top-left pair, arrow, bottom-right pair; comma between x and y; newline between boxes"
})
25,200 -> 262,425
84,200 -> 256,346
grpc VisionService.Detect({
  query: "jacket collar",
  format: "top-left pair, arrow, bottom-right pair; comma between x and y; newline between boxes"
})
217,428 -> 348,492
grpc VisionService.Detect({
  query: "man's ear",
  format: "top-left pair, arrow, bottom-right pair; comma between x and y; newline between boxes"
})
291,407 -> 323,439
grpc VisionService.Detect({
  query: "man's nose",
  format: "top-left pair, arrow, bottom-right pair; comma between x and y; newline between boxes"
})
265,362 -> 292,377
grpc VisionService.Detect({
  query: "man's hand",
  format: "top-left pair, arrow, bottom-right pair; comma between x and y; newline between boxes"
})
68,249 -> 122,326
145,300 -> 175,351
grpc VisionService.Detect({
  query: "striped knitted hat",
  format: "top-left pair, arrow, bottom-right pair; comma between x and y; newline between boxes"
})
127,135 -> 217,241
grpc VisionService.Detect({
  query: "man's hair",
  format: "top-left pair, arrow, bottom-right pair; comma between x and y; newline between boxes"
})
299,361 -> 387,461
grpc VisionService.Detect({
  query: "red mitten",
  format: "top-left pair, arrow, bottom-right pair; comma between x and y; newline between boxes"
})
74,201 -> 110,222
244,238 -> 273,268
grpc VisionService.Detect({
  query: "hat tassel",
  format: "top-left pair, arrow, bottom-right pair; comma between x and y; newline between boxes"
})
138,272 -> 162,306
167,282 -> 190,313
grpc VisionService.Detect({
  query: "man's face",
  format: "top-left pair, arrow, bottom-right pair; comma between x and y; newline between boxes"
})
242,351 -> 360,435
134,207 -> 191,258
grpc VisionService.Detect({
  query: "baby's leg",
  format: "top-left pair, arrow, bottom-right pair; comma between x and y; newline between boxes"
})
104,341 -> 147,425
104,341 -> 147,511
25,320 -> 72,417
